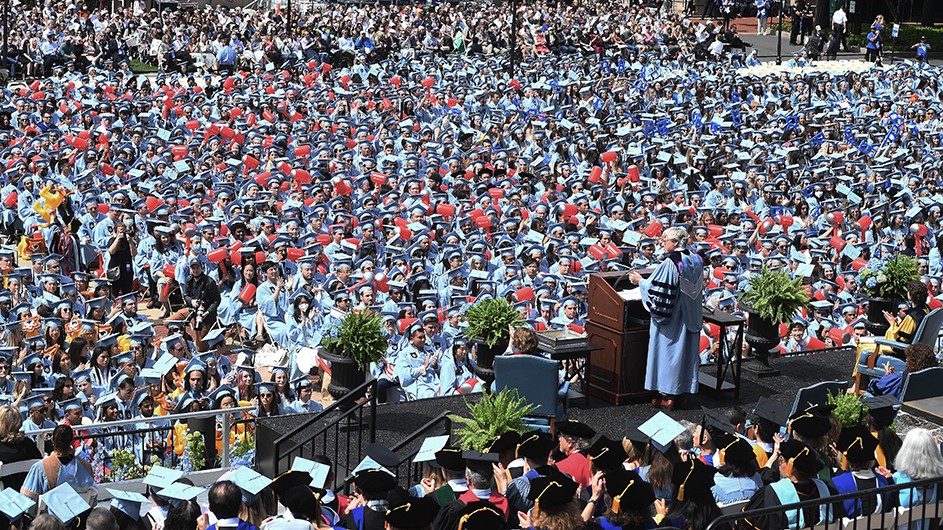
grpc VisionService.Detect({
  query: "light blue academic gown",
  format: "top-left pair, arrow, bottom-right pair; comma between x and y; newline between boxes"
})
217,279 -> 259,335
22,455 -> 96,496
394,344 -> 440,399
256,280 -> 290,345
639,250 -> 703,395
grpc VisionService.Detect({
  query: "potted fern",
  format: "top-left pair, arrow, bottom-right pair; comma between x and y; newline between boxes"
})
739,266 -> 810,369
859,255 -> 920,335
320,311 -> 387,401
448,389 -> 536,451
465,298 -> 522,371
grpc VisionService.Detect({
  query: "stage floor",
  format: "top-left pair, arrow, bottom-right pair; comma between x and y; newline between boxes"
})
258,349 -> 856,480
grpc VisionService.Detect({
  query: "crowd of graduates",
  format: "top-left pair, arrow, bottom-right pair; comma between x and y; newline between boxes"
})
0,0 -> 942,527
5,398 -> 943,530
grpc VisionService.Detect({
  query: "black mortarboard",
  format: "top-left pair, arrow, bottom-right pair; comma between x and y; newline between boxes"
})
788,405 -> 834,439
671,459 -> 716,501
484,431 -> 521,454
753,397 -> 790,427
365,443 -> 400,469
353,468 -> 396,494
701,406 -> 736,447
780,439 -> 824,477
624,419 -> 651,445
555,420 -> 596,440
435,448 -> 465,472
587,435 -> 628,471
385,496 -> 441,529
461,451 -> 499,475
528,471 -> 578,512
716,438 -> 758,468
279,486 -> 322,520
455,501 -> 505,530
515,431 -> 556,462
605,468 -> 655,513
837,425 -> 880,466
861,394 -> 900,429
270,470 -> 313,496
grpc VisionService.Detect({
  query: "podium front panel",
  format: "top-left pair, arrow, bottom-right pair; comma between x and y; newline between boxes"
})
587,322 -> 652,405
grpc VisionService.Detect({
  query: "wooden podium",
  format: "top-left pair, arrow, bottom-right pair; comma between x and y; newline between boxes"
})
587,272 -> 653,405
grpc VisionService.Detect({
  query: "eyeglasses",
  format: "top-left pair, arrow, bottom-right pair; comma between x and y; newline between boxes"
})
260,393 -> 274,398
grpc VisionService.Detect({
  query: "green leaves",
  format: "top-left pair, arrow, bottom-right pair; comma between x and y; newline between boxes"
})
448,389 -> 537,452
860,255 -> 919,300
105,449 -> 150,482
464,298 -> 522,347
321,311 -> 387,370
186,431 -> 206,472
739,266 -> 810,324
827,391 -> 865,429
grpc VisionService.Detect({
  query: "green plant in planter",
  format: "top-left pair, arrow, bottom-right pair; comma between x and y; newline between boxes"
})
448,389 -> 537,452
827,391 -> 865,429
859,255 -> 920,300
740,266 -> 810,324
464,298 -> 522,347
320,311 -> 387,370
104,449 -> 151,482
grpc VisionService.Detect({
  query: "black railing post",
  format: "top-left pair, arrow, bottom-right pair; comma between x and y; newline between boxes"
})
370,379 -> 377,443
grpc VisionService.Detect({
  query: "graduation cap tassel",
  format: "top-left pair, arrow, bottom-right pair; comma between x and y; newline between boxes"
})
532,481 -> 558,519
677,461 -> 695,502
612,480 -> 634,514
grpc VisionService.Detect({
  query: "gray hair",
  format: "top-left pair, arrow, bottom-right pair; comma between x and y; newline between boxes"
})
663,226 -> 689,245
562,434 -> 591,451
675,420 -> 697,453
896,428 -> 943,480
466,467 -> 492,489
86,509 -> 118,530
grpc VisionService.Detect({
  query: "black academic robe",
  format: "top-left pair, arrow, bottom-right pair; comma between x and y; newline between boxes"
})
742,479 -> 838,529
341,506 -> 386,530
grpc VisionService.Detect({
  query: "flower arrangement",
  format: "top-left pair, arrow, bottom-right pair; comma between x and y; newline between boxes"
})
180,432 -> 206,472
229,433 -> 256,468
859,255 -> 920,299
97,450 -> 160,483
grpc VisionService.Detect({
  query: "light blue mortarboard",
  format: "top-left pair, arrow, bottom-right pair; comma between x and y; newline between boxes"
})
0,488 -> 35,522
41,483 -> 91,524
108,488 -> 150,520
155,482 -> 203,507
225,466 -> 272,506
143,466 -> 184,490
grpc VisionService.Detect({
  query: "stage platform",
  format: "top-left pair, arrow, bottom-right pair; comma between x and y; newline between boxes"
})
257,349 -> 855,482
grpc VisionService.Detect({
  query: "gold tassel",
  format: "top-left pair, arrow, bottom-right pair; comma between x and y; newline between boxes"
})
612,480 -> 634,514
717,439 -> 738,468
842,438 -> 863,470
871,430 -> 887,468
457,507 -> 501,530
532,481 -> 561,519
515,434 -> 539,460
676,461 -> 695,501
